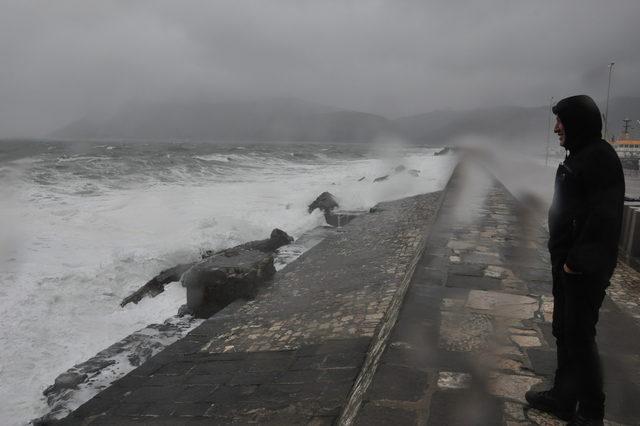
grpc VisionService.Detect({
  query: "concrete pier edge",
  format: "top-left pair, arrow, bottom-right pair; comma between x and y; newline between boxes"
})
338,167 -> 452,425
338,158 -> 537,422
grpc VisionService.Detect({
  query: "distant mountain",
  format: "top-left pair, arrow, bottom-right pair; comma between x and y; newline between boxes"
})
395,105 -> 549,145
395,96 -> 640,145
51,96 -> 640,145
51,98 -> 395,143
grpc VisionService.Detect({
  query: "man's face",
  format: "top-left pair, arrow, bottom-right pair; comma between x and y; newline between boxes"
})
554,116 -> 565,146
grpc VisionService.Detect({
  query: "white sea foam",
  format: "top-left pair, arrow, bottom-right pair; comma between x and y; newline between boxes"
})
0,143 -> 455,424
193,153 -> 232,162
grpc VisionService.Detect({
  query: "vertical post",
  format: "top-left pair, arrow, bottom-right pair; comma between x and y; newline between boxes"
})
604,62 -> 615,140
545,96 -> 554,167
623,118 -> 631,139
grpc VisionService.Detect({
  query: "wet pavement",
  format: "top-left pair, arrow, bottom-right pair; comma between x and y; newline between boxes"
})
55,161 -> 640,425
355,162 -> 640,426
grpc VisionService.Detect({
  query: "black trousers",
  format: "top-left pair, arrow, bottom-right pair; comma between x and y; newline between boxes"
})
551,266 -> 607,418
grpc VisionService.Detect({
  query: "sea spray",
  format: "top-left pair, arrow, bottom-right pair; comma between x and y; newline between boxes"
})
0,141 -> 456,424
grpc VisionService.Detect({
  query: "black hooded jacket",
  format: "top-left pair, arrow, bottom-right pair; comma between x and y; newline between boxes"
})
548,95 -> 625,280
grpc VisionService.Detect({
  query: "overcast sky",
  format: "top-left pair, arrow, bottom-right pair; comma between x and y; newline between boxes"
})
1,0 -> 639,137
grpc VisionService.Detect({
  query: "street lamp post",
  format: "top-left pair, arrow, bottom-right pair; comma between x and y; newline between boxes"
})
545,96 -> 554,167
604,62 -> 615,141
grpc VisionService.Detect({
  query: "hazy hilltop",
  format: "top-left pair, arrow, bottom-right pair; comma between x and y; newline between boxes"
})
51,98 -> 395,143
395,105 -> 550,145
396,97 -> 640,145
51,96 -> 640,145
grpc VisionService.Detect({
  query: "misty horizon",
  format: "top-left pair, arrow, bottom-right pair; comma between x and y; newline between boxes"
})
2,1 -> 640,138
20,95 -> 635,147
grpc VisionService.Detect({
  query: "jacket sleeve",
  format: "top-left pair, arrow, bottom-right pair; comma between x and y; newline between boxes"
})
565,149 -> 625,275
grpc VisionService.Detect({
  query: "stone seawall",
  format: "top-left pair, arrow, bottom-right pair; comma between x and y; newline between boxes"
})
53,178 -> 447,424
42,161 -> 640,425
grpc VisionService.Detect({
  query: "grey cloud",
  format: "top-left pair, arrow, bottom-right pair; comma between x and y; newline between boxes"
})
1,0 -> 639,137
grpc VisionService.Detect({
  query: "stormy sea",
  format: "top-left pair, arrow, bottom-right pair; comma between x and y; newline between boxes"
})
0,140 -> 456,424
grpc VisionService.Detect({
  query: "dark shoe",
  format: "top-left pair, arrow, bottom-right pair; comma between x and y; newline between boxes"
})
525,389 -> 576,421
567,413 -> 604,426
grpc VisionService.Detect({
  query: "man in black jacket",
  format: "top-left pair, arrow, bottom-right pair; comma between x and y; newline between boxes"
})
525,95 -> 625,425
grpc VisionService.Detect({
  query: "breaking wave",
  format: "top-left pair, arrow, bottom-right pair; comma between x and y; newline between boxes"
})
0,140 -> 455,424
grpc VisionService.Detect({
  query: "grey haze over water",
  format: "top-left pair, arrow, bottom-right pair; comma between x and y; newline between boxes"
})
2,0 -> 640,138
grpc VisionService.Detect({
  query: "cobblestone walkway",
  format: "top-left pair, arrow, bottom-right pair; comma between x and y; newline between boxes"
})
56,189 -> 443,424
355,162 -> 640,425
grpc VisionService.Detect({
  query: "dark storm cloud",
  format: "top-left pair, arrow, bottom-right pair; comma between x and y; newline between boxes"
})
1,0 -> 639,137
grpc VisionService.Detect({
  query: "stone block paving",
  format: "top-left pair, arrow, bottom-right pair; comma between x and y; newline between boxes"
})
57,191 -> 443,425
356,162 -> 640,426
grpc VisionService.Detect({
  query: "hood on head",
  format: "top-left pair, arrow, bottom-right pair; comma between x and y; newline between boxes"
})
552,95 -> 602,151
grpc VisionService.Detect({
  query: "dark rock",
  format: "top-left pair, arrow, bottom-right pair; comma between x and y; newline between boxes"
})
181,249 -> 276,318
128,347 -> 154,366
308,192 -> 339,214
44,371 -> 87,396
358,176 -> 366,181
394,165 -> 406,173
122,229 -> 292,307
81,359 -> 117,375
202,228 -> 292,258
54,371 -> 86,390
32,413 -> 59,426
178,304 -> 194,317
373,175 -> 389,183
120,263 -> 193,307
434,147 -> 451,156
232,228 -> 294,253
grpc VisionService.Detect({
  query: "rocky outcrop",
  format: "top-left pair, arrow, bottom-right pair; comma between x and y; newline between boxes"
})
373,175 -> 389,183
120,263 -> 193,307
308,191 -> 339,215
224,228 -> 293,254
46,371 -> 88,394
308,191 -> 364,227
180,249 -> 277,318
38,229 -> 295,423
121,229 -> 293,307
